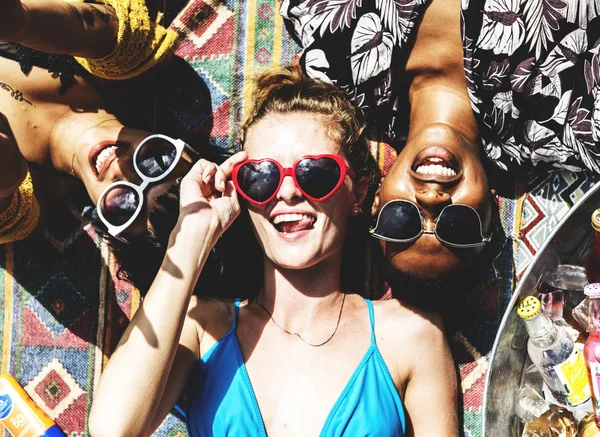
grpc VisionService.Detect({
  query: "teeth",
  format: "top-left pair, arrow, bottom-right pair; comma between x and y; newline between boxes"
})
95,146 -> 118,174
415,164 -> 457,176
272,213 -> 314,224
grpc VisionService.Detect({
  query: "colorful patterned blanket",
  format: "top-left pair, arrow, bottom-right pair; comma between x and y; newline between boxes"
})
0,1 -> 598,436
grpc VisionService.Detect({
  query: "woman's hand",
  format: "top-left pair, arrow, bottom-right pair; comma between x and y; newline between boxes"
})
176,151 -> 248,244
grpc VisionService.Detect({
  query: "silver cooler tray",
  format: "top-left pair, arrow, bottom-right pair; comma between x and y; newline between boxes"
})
483,181 -> 600,436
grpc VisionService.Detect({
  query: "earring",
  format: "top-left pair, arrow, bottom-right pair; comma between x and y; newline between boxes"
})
351,205 -> 363,216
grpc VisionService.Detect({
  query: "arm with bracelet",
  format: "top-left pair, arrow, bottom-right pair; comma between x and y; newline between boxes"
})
0,112 -> 39,244
0,0 -> 177,79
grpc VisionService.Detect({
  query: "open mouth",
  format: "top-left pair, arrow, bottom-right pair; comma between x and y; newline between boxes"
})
271,213 -> 316,234
415,157 -> 457,176
89,142 -> 122,177
411,147 -> 460,181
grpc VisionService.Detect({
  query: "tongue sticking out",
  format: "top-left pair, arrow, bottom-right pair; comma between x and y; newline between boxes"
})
277,217 -> 314,233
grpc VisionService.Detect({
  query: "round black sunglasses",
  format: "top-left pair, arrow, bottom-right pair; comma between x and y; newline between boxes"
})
369,199 -> 492,248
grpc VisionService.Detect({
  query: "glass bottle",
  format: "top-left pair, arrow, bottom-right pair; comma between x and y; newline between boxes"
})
515,386 -> 550,423
579,413 -> 600,437
573,294 -> 593,333
517,296 -> 590,407
585,283 -> 600,427
521,405 -> 576,437
586,209 -> 600,283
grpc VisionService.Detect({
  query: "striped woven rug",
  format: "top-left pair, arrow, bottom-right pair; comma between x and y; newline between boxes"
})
1,1 -> 599,436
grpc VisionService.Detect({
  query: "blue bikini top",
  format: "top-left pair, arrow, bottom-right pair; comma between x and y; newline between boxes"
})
186,298 -> 406,436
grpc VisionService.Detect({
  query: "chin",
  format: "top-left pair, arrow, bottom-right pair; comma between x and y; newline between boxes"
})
271,253 -> 317,270
269,245 -> 334,270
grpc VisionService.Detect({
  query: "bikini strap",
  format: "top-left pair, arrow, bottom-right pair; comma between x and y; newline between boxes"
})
365,299 -> 376,345
227,298 -> 241,334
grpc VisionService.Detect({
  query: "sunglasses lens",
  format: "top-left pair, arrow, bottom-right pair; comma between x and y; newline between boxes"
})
237,161 -> 281,203
436,205 -> 483,245
296,157 -> 341,199
100,185 -> 140,226
136,137 -> 178,178
372,201 -> 422,241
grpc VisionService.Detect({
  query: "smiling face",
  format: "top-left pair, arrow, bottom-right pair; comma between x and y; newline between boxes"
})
72,125 -> 193,236
373,123 -> 495,279
243,112 -> 357,271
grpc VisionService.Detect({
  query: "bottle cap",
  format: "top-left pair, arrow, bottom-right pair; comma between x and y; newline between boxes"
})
585,283 -> 600,297
517,296 -> 542,319
592,209 -> 600,232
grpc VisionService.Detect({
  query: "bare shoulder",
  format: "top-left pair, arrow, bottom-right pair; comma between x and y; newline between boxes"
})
371,298 -> 445,342
371,299 -> 449,386
187,297 -> 237,355
188,297 -> 235,329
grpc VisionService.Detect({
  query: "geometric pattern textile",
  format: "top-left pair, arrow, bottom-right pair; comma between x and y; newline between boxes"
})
0,216 -> 140,436
1,2 -> 598,437
171,0 -> 299,150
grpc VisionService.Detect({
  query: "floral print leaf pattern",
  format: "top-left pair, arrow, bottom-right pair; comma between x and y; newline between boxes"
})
463,34 -> 482,111
482,59 -> 510,91
484,104 -> 512,139
567,96 -> 594,145
526,72 -> 561,98
282,0 -> 600,173
564,0 -> 600,29
584,42 -> 600,93
563,96 -> 598,172
543,90 -> 572,125
487,136 -> 531,167
304,49 -> 333,84
350,13 -> 394,85
492,91 -> 513,114
304,0 -> 363,35
592,86 -> 600,141
540,29 -> 588,77
526,120 -> 577,168
511,57 -> 536,92
523,0 -> 566,59
376,0 -> 420,45
282,0 -> 320,47
477,0 -> 525,55
563,123 -> 600,172
503,137 -> 532,166
339,84 -> 367,108
373,69 -> 393,106
483,139 -> 508,170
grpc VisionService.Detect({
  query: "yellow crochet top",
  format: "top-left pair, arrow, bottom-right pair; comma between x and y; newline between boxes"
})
70,0 -> 178,80
0,172 -> 40,244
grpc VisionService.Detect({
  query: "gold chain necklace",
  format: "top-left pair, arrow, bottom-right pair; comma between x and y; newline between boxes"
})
252,293 -> 346,347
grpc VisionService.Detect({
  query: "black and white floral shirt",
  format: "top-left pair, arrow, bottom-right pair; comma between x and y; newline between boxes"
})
281,0 -> 600,173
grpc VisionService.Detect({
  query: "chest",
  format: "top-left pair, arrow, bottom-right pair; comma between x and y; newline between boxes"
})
243,338 -> 370,437
188,304 -> 407,437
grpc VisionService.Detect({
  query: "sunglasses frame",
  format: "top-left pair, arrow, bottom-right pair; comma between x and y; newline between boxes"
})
369,199 -> 492,248
232,154 -> 355,206
96,134 -> 196,241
